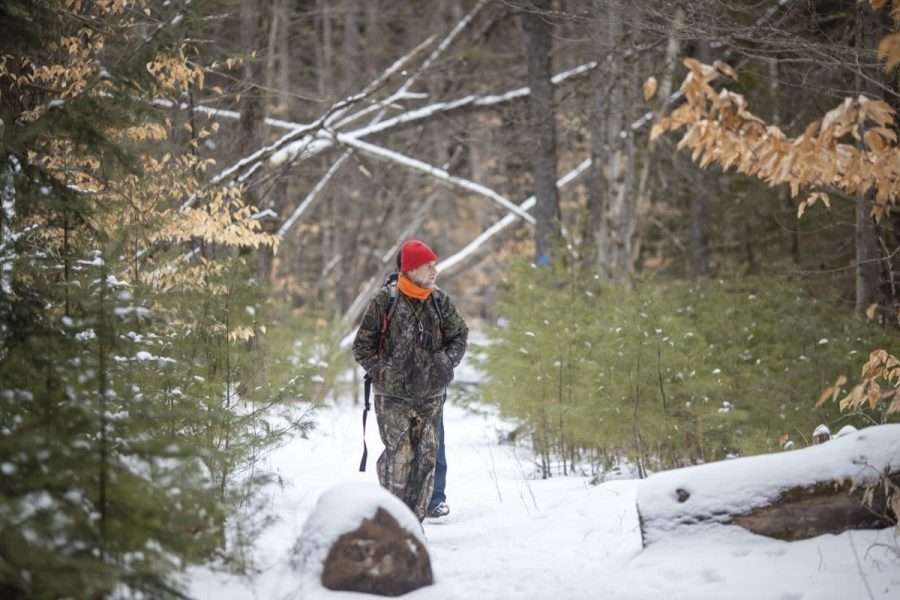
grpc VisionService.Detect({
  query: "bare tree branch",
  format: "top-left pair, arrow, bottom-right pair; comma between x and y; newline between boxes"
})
270,60 -> 598,167
335,134 -> 536,224
439,158 -> 592,275
275,0 -> 489,238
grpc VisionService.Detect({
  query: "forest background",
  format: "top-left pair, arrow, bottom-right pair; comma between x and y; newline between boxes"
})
1,0 -> 899,597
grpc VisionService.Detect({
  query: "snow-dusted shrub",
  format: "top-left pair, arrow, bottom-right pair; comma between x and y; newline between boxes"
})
481,261 -> 896,476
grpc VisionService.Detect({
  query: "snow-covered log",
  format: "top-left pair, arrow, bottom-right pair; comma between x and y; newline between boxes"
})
637,424 -> 900,546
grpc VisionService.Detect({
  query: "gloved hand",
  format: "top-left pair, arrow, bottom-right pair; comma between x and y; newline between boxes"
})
433,351 -> 454,386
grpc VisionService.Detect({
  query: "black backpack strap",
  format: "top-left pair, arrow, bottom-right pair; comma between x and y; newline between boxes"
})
359,374 -> 373,471
379,281 -> 399,346
430,288 -> 446,330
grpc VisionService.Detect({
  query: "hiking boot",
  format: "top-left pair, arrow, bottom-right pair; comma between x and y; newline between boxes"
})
427,502 -> 449,518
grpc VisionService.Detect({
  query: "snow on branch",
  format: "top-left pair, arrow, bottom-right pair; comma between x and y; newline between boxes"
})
177,42 -> 436,212
151,98 -> 311,132
179,118 -> 327,211
438,158 -> 591,275
276,152 -> 350,237
337,135 -> 535,224
332,0 -> 490,131
277,3 -> 486,238
270,60 -> 598,167
432,0 -> 797,276
338,158 -> 592,350
322,33 -> 440,129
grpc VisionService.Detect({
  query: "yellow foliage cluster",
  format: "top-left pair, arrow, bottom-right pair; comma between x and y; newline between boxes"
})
2,0 -> 194,127
651,58 -> 900,221
9,0 -> 278,305
152,186 -> 278,251
0,29 -> 102,124
873,0 -> 900,71
652,8 -> 900,421
78,151 -> 279,293
819,350 -> 900,415
144,257 -> 229,296
114,123 -> 170,142
146,48 -> 205,94
27,140 -> 102,193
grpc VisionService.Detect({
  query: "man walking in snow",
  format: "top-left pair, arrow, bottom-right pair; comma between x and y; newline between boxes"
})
353,240 -> 468,521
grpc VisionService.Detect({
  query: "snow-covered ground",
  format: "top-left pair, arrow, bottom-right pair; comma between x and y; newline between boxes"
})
188,342 -> 900,600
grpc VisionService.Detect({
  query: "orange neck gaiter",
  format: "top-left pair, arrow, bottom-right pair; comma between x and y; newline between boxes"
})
398,273 -> 433,301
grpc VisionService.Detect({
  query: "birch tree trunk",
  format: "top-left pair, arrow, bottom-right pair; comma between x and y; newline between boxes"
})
591,0 -> 639,281
630,7 -> 683,271
584,0 -> 607,271
522,0 -> 562,265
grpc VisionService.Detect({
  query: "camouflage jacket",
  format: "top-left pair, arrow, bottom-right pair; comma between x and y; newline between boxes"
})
353,283 -> 468,400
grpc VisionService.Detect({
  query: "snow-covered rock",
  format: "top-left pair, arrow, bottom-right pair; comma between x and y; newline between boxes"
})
294,482 -> 431,596
812,423 -> 831,444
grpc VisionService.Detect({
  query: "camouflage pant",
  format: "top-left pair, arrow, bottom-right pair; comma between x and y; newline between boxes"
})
374,394 -> 444,521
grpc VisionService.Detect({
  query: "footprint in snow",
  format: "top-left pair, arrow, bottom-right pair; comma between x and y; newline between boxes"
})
701,568 -> 724,583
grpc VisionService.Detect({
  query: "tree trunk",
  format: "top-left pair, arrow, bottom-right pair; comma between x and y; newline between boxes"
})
317,0 -> 333,99
856,193 -> 881,315
521,0 -> 561,265
856,2 -> 884,316
591,0 -> 638,281
768,57 -> 800,265
239,0 -> 271,281
688,40 -> 711,278
584,0 -> 607,270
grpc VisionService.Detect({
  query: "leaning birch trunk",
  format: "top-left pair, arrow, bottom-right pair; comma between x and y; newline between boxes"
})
636,425 -> 900,546
631,8 -> 683,268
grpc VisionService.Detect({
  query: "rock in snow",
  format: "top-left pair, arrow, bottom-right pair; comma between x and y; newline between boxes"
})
294,482 -> 432,596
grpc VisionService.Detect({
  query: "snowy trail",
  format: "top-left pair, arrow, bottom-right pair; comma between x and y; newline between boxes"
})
189,348 -> 900,600
189,395 -> 645,600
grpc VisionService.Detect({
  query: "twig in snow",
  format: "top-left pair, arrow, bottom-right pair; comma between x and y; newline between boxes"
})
848,531 -> 877,600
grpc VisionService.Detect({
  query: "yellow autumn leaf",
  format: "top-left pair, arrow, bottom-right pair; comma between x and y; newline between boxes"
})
866,380 -> 882,409
643,76 -> 658,101
878,32 -> 900,72
714,60 -> 737,80
866,302 -> 879,320
888,394 -> 900,415
816,374 -> 847,408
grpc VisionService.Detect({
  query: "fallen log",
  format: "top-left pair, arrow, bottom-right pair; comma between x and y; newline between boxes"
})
637,424 -> 900,546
